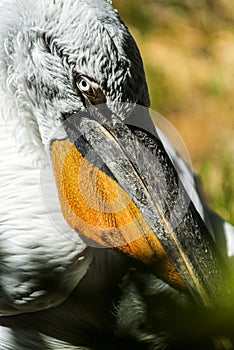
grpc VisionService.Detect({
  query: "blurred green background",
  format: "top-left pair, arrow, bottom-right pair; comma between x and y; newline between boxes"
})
113,0 -> 234,225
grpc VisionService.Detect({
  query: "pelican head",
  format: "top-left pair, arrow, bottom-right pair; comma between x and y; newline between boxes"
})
0,0 -> 149,157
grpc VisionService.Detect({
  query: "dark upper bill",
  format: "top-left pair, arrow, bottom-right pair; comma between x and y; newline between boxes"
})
50,103 -> 232,341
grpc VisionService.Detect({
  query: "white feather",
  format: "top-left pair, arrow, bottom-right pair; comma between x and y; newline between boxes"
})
0,115 -> 92,315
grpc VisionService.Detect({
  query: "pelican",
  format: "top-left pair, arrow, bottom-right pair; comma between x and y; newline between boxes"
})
0,0 -> 234,349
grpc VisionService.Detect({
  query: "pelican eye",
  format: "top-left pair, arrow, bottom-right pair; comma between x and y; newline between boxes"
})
76,76 -> 106,104
77,76 -> 95,95
78,78 -> 89,91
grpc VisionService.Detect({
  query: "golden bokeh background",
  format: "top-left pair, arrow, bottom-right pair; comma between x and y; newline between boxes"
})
113,0 -> 234,224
